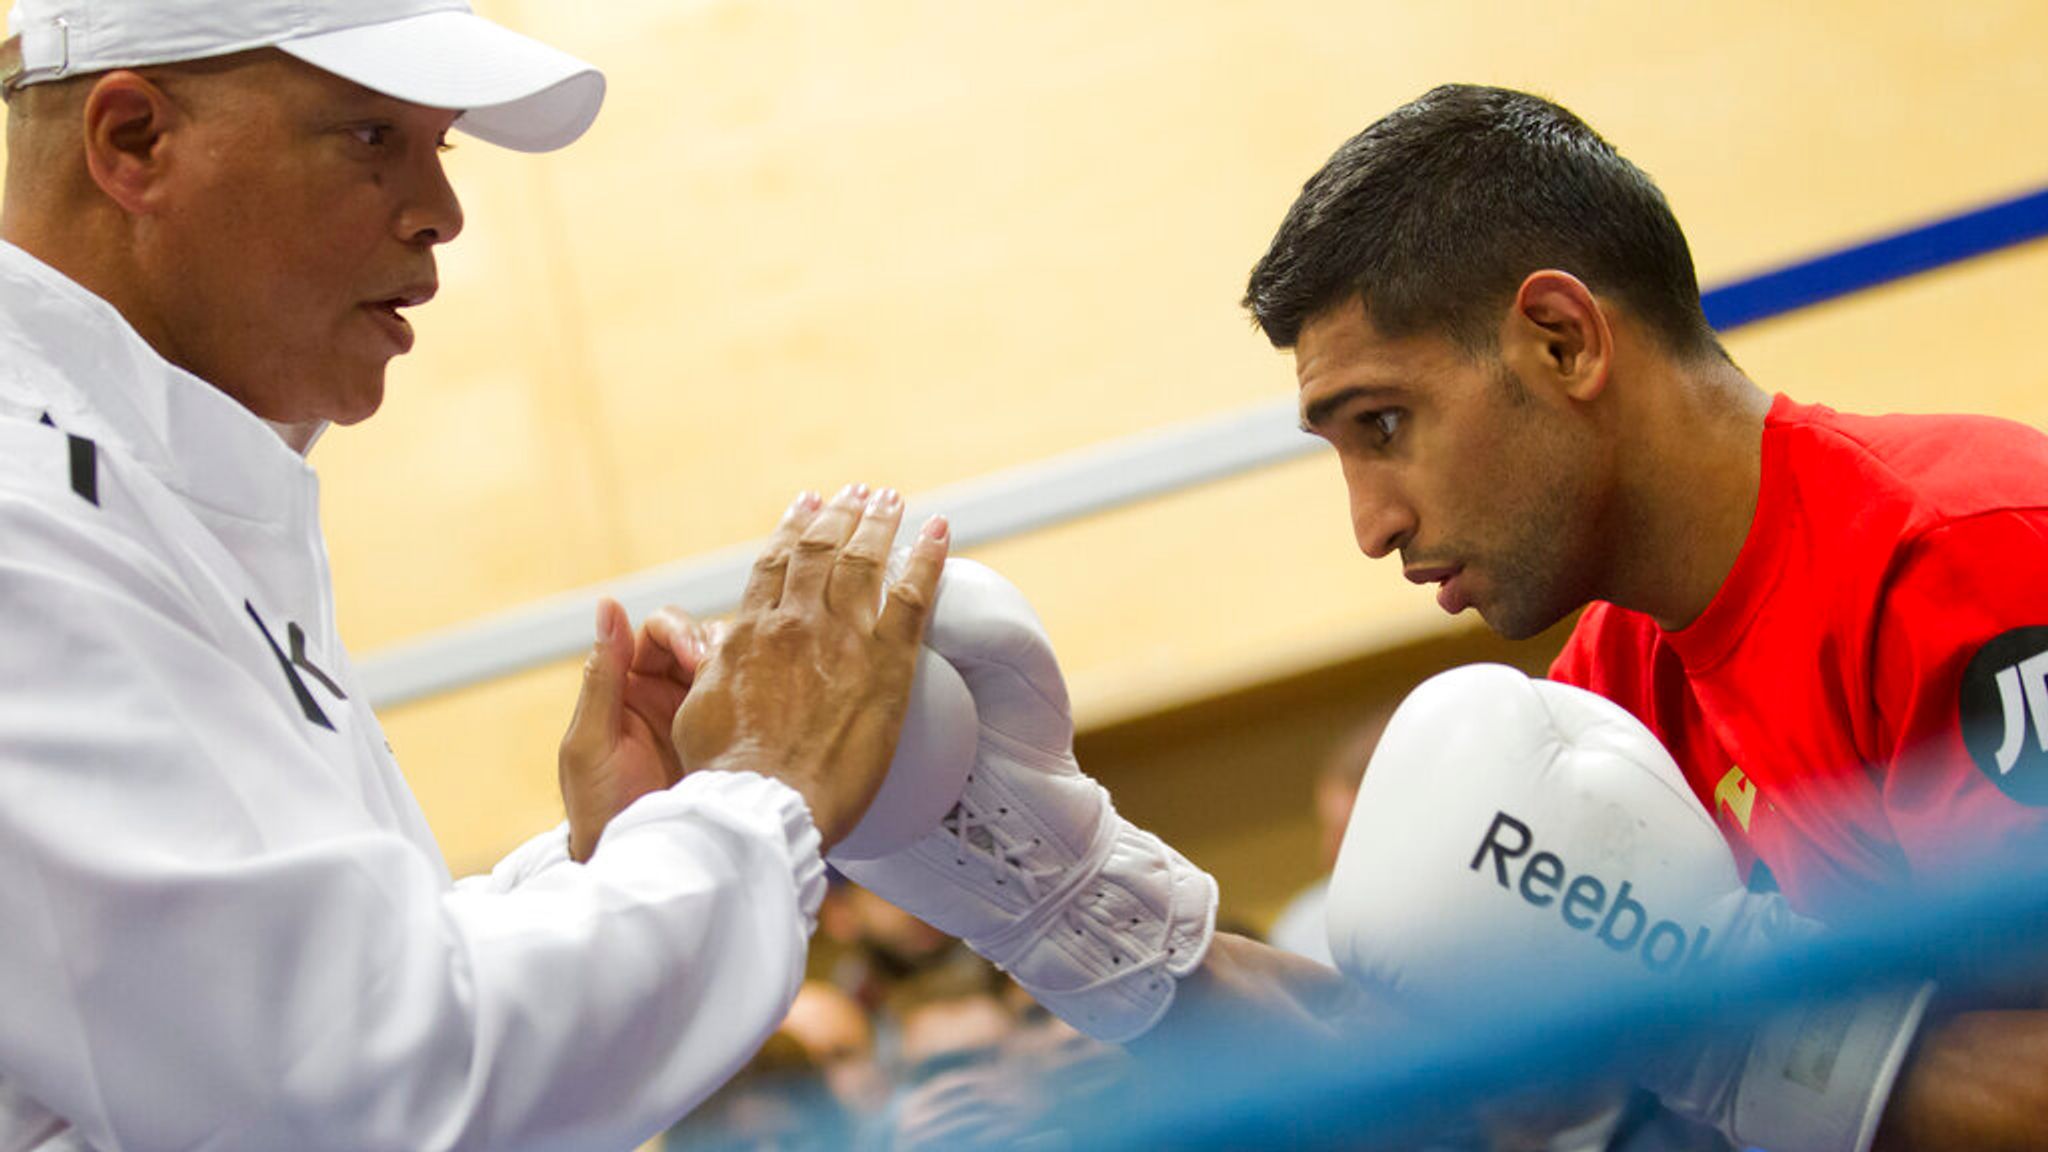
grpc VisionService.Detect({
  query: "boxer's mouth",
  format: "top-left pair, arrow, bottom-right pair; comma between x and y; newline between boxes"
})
1403,563 -> 1461,588
1405,564 -> 1467,614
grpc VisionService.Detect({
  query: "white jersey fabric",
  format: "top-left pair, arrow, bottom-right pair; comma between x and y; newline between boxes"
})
0,241 -> 827,1152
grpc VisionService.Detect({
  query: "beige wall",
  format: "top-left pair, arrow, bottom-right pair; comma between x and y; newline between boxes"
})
8,3 -> 2044,883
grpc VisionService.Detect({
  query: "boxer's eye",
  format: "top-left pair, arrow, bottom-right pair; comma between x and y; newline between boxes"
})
1358,409 -> 1404,446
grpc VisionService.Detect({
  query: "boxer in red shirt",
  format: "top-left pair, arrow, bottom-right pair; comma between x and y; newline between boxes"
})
1234,84 -> 2048,1149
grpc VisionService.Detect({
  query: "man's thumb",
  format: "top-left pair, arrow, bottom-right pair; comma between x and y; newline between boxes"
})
563,597 -> 631,759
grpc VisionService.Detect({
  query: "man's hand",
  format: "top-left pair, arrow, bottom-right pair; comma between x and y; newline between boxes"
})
673,485 -> 949,850
559,598 -> 715,862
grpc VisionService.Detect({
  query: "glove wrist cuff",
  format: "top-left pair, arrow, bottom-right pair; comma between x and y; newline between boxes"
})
1729,980 -> 1933,1152
993,818 -> 1219,1044
1649,979 -> 1933,1152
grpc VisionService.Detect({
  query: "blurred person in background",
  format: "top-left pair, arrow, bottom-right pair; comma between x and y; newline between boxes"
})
779,981 -> 891,1119
662,1032 -> 850,1152
884,960 -> 1030,1150
818,880 -> 975,1015
1269,709 -> 1391,965
882,960 -> 1131,1151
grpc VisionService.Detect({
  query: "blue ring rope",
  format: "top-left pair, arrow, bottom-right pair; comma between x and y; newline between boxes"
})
1704,184 -> 2048,331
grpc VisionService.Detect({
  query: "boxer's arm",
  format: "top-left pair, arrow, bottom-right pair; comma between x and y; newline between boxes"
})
1130,932 -> 1367,1053
1874,1010 -> 2048,1152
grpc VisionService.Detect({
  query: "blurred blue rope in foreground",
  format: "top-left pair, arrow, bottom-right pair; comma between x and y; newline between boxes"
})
1065,854 -> 2048,1150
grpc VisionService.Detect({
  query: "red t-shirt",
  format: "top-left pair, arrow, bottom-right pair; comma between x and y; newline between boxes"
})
1551,395 -> 2048,915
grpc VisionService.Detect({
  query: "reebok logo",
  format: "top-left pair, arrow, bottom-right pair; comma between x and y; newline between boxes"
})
1470,811 -> 1716,976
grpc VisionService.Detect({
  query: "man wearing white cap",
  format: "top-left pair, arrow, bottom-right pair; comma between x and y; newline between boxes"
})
0,3 -> 951,1149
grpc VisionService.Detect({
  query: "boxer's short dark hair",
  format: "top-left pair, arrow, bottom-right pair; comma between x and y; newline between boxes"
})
1244,84 -> 1721,359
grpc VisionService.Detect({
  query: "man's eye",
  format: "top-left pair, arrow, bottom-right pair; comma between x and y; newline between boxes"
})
349,124 -> 391,147
1360,409 -> 1404,444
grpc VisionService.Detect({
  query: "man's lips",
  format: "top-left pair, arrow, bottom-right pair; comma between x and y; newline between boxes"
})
360,283 -> 437,354
1405,564 -> 1469,614
360,301 -> 414,353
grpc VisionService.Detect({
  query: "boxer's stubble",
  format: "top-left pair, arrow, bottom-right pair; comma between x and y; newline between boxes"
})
1296,301 -> 1612,641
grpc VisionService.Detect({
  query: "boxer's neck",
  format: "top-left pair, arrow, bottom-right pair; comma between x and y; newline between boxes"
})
1603,356 -> 1770,632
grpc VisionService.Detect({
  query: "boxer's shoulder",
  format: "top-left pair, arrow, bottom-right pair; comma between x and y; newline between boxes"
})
1773,399 -> 2048,528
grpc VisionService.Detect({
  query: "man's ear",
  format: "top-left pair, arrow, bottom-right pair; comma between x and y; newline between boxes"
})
1501,270 -> 1613,403
80,71 -> 179,214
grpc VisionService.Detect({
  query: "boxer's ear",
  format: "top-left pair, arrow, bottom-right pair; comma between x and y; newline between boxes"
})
1501,271 -> 1612,404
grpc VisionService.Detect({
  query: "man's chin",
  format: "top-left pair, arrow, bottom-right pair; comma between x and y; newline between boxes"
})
1472,596 -> 1562,643
269,379 -> 382,453
324,375 -> 388,427
1466,594 -> 1540,639
328,398 -> 383,427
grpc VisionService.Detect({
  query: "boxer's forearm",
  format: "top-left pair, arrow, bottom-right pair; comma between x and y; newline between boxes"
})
1132,932 -> 1367,1052
1874,1010 -> 2048,1152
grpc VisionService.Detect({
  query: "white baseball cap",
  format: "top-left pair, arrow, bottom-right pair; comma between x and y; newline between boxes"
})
2,0 -> 604,152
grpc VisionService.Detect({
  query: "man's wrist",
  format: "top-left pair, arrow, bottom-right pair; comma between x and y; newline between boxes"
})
564,798 -> 617,863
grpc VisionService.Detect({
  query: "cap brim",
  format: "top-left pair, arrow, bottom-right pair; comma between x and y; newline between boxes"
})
277,10 -> 604,153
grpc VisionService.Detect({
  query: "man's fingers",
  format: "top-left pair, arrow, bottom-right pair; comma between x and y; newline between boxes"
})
780,482 -> 868,608
877,515 -> 951,648
623,672 -> 691,732
625,607 -> 704,762
635,606 -> 709,685
562,597 -> 631,760
826,487 -> 904,625
740,491 -> 821,613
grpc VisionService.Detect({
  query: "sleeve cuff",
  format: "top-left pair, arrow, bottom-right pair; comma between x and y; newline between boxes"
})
601,771 -> 827,932
465,821 -> 573,895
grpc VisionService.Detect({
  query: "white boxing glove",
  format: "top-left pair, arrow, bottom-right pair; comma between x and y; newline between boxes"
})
831,559 -> 1218,1043
1328,664 -> 1930,1152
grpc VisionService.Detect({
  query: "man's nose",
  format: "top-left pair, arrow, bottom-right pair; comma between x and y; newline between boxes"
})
1348,478 -> 1415,560
399,153 -> 466,248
